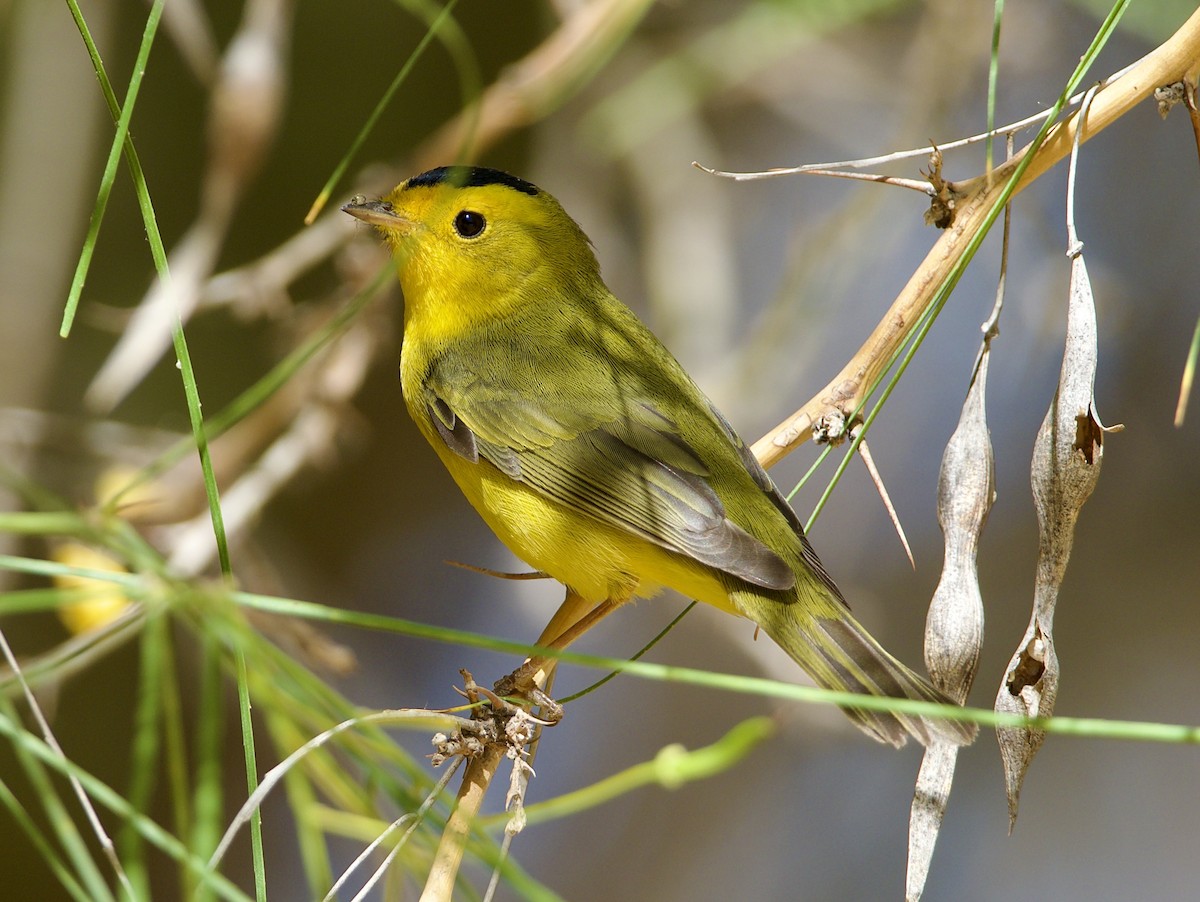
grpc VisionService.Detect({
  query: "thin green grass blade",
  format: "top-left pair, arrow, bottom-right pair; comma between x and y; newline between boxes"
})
0,587 -> 98,616
0,554 -> 140,589
482,716 -> 775,828
305,0 -> 464,223
154,625 -> 194,902
229,589 -> 1200,744
117,614 -> 170,900
985,0 -> 1005,175
61,0 -> 166,336
0,708 -> 253,902
170,330 -> 233,578
67,0 -> 234,584
784,441 -> 834,507
0,512 -> 92,536
234,649 -> 266,901
0,778 -> 93,902
0,695 -> 114,901
190,633 -> 225,902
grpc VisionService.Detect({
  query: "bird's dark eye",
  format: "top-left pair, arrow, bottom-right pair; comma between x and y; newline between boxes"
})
453,210 -> 486,238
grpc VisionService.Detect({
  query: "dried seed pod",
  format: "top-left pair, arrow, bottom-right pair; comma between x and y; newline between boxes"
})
907,345 -> 993,901
925,351 -> 993,702
996,250 -> 1105,829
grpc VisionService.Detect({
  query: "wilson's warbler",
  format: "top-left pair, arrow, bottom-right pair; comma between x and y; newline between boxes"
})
344,166 -> 973,747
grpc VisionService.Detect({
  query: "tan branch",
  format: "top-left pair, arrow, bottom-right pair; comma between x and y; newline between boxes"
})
419,742 -> 505,902
751,6 -> 1200,469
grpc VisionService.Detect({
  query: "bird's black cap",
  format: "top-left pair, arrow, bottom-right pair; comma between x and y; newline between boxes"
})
404,166 -> 539,197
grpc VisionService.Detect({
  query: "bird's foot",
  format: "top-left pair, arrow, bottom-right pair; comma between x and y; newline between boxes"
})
493,661 -> 564,724
430,670 -> 552,769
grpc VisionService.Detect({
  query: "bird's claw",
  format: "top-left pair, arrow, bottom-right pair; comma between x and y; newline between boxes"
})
493,663 -> 564,724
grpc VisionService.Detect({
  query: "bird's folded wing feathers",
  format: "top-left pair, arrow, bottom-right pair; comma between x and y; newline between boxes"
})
423,384 -> 795,592
704,401 -> 846,606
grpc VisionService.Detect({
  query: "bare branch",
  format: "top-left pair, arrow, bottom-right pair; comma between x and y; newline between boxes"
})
750,7 -> 1200,468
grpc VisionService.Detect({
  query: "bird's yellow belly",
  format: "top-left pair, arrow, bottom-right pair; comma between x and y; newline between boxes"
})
436,447 -> 739,615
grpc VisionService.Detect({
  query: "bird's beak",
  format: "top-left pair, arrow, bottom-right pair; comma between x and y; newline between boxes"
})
342,196 -> 416,233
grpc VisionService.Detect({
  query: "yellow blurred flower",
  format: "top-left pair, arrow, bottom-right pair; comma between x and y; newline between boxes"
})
51,543 -> 132,634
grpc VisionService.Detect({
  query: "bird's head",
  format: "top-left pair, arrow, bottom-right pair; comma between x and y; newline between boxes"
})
344,166 -> 601,333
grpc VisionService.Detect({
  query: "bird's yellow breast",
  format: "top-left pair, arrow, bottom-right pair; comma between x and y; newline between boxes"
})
450,448 -> 739,615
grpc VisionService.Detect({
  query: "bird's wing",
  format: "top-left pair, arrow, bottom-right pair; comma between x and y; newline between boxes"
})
704,401 -> 846,606
419,376 -> 796,592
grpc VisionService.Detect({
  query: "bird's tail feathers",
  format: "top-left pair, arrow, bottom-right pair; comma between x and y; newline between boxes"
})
757,602 -> 977,748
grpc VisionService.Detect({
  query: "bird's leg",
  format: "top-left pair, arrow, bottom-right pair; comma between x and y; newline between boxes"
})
494,588 -> 622,722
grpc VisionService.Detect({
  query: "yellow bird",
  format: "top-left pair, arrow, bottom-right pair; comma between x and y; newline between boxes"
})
345,166 -> 973,747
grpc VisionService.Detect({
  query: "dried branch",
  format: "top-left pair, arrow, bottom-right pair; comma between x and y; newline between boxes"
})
853,432 -> 915,569
419,671 -> 545,902
696,61 -> 1140,182
695,162 -> 936,195
420,743 -> 504,902
750,6 -> 1200,468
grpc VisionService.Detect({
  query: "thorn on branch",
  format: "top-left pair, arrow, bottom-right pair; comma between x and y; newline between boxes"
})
852,430 -> 915,569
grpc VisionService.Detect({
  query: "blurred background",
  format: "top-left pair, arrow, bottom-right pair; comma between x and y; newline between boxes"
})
1,0 -> 1198,899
